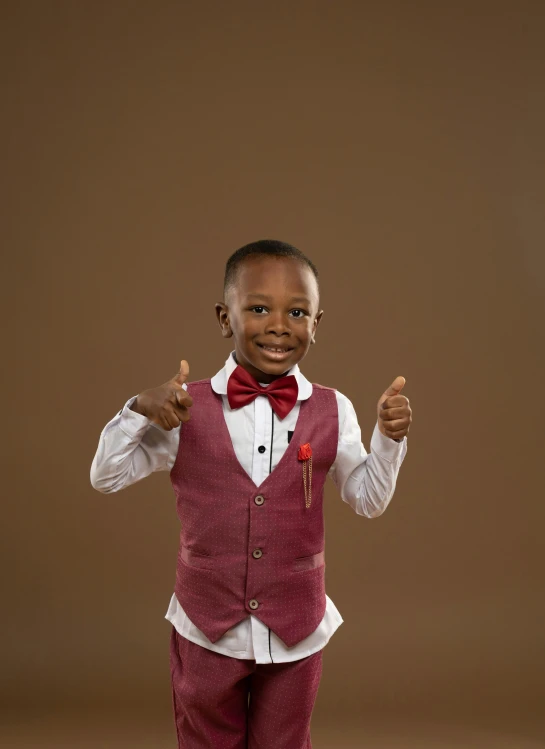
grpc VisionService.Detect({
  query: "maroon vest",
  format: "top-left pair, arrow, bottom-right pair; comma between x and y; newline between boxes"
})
169,378 -> 338,648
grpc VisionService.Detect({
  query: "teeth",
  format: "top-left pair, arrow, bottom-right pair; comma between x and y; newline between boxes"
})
262,346 -> 288,353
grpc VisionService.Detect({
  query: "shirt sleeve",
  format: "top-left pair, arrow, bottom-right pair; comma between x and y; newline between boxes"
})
90,393 -> 182,493
328,391 -> 407,517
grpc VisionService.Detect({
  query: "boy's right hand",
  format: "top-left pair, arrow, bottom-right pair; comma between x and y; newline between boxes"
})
131,360 -> 193,430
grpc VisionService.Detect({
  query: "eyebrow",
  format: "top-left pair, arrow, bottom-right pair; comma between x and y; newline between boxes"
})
246,294 -> 312,305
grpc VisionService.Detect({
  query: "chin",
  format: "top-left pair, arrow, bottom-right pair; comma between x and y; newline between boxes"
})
256,351 -> 302,375
260,360 -> 292,373
239,348 -> 291,376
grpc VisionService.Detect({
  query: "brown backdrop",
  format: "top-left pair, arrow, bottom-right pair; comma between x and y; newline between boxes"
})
3,2 -> 545,747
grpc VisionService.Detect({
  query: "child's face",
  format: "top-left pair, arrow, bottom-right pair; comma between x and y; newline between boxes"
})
216,256 -> 323,383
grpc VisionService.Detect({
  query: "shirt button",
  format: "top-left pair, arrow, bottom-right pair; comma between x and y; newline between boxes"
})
254,495 -> 265,505
252,548 -> 263,559
249,599 -> 259,610
258,445 -> 266,453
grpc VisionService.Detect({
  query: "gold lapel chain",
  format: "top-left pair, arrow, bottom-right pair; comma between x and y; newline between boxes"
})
302,456 -> 313,509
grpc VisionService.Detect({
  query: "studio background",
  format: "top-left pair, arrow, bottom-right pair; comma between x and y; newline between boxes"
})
2,1 -> 544,747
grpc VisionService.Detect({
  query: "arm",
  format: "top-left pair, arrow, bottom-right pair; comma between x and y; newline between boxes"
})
90,360 -> 192,493
329,392 -> 408,518
90,393 -> 183,494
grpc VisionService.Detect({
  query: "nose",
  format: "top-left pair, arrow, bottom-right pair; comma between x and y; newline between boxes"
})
264,311 -> 291,336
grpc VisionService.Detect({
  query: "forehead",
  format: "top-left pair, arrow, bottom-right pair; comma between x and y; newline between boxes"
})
233,255 -> 319,301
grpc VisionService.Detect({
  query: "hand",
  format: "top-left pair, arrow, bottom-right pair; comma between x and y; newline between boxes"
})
131,360 -> 193,430
377,376 -> 412,441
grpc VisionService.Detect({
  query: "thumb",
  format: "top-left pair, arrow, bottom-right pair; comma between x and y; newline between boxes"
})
173,359 -> 190,387
382,375 -> 406,398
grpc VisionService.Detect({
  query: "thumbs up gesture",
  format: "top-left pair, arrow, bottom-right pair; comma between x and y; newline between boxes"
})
131,360 -> 194,430
377,376 -> 412,441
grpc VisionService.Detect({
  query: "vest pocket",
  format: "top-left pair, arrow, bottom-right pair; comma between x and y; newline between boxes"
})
293,550 -> 325,572
179,544 -> 216,570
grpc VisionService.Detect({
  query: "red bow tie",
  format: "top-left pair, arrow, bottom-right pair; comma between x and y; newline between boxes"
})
227,365 -> 298,420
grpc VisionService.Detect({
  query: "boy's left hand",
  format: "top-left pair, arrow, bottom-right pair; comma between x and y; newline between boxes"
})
377,376 -> 412,441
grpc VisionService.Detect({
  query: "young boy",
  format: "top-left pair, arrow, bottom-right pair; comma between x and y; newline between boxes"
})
90,239 -> 412,748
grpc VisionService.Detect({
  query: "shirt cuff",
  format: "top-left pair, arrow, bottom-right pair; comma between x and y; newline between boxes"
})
370,421 -> 406,462
117,395 -> 153,437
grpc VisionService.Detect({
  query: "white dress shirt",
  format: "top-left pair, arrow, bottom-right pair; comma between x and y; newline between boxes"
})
90,353 -> 407,664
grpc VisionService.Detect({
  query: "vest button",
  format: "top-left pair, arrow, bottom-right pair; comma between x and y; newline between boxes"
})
252,548 -> 263,559
249,599 -> 259,610
258,445 -> 266,453
254,495 -> 265,505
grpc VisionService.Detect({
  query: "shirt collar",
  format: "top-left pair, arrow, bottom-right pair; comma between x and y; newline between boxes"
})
210,351 -> 313,401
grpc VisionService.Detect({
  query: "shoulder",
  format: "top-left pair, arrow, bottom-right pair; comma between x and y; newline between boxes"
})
310,382 -> 337,406
186,378 -> 212,389
186,379 -> 216,401
311,382 -> 351,409
311,381 -> 349,405
310,382 -> 344,418
312,384 -> 358,432
311,382 -> 336,393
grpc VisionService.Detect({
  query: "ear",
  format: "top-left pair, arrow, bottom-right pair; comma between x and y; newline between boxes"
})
311,310 -> 324,343
215,302 -> 233,338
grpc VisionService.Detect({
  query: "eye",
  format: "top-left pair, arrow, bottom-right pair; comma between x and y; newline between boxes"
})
289,309 -> 308,318
250,306 -> 268,314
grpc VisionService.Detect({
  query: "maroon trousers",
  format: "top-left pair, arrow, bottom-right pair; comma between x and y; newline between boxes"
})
170,627 -> 323,748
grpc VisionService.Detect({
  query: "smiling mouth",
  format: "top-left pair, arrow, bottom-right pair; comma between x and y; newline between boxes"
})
257,344 -> 294,354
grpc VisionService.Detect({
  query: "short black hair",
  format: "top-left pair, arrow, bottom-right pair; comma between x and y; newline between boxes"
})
224,239 -> 319,297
